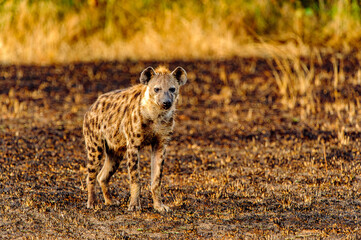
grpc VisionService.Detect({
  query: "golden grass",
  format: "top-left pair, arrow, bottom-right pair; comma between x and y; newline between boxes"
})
267,48 -> 360,145
1,0 -> 361,64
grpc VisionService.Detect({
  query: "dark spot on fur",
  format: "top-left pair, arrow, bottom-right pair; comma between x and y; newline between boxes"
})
115,105 -> 121,113
131,164 -> 137,172
84,121 -> 90,130
105,102 -> 110,111
141,123 -> 147,128
113,89 -> 123,94
108,112 -> 114,122
88,134 -> 94,143
122,105 -> 128,116
88,168 -> 96,173
94,101 -> 100,110
97,154 -> 102,160
129,121 -> 133,133
97,146 -> 102,152
127,99 -> 134,110
133,91 -> 141,99
128,158 -> 138,172
130,172 -> 140,182
136,134 -> 141,138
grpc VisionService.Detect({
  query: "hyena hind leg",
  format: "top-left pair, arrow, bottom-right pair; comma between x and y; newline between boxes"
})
97,150 -> 123,206
86,147 -> 104,209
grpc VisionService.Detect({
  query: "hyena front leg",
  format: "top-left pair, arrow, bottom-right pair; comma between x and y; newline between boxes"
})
127,146 -> 141,211
151,143 -> 170,212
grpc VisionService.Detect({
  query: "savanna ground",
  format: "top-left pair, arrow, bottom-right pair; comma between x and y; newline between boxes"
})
1,53 -> 361,239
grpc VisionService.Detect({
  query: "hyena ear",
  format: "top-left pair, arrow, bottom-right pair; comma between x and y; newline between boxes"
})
171,66 -> 187,86
140,66 -> 156,85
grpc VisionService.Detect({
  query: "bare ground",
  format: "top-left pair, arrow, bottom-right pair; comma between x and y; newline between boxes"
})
1,56 -> 361,239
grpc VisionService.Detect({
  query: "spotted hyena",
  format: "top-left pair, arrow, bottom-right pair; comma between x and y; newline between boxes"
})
83,66 -> 187,212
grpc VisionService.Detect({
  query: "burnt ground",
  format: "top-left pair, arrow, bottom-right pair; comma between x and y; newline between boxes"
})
0,56 -> 361,239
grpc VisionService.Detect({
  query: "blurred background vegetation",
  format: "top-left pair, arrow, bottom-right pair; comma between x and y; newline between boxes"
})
1,0 -> 361,63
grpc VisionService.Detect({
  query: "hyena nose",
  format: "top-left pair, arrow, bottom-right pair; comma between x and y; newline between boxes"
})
162,100 -> 172,109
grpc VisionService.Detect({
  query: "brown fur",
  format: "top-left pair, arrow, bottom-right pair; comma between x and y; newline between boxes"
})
83,66 -> 187,212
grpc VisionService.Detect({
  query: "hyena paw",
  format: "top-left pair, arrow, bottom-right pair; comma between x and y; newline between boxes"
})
128,202 -> 141,211
87,200 -> 95,209
154,203 -> 170,213
105,198 -> 120,206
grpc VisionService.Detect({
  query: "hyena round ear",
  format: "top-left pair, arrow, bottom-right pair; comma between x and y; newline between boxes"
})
171,67 -> 187,86
140,67 -> 156,85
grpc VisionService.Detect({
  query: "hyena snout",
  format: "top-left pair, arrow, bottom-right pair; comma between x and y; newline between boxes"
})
162,99 -> 172,109
160,93 -> 173,110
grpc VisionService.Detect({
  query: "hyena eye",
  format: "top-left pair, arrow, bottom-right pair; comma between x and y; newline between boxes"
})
154,87 -> 160,93
169,87 -> 176,93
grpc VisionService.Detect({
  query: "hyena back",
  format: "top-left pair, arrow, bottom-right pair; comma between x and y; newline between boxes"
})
83,66 -> 187,212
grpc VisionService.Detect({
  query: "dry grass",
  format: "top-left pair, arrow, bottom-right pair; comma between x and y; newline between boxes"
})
265,47 -> 360,146
1,0 -> 361,64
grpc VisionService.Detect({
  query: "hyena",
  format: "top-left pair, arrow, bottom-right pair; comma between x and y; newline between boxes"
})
83,66 -> 187,212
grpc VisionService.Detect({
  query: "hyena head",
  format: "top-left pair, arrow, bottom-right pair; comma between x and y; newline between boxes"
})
140,66 -> 187,110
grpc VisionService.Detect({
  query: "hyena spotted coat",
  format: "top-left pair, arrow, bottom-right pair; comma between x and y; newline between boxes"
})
83,66 -> 187,212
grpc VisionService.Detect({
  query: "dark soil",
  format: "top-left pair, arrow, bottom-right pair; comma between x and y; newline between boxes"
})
1,56 -> 361,239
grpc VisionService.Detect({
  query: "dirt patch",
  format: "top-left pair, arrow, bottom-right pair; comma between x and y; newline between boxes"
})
1,57 -> 361,239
